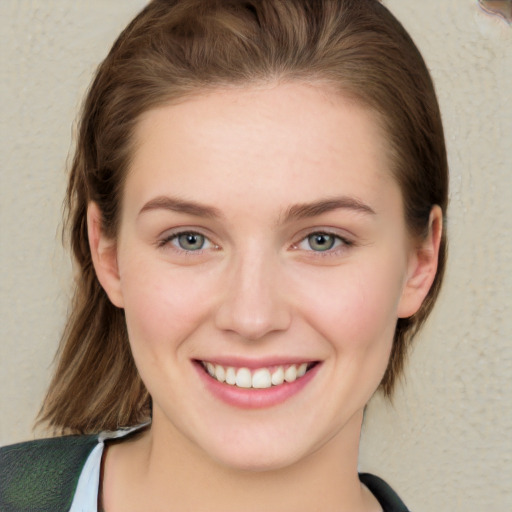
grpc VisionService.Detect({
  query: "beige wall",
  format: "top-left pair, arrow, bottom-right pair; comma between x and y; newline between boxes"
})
1,1 -> 510,510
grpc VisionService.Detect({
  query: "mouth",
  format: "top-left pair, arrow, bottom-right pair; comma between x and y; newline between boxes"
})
199,360 -> 318,389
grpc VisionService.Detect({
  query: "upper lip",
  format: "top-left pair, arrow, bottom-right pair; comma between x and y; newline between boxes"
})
194,357 -> 318,370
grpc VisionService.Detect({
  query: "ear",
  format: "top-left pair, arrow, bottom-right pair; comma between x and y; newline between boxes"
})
87,202 -> 124,308
397,205 -> 443,319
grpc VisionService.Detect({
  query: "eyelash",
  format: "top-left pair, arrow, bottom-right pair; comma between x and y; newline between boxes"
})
157,229 -> 353,258
157,230 -> 216,254
293,231 -> 354,257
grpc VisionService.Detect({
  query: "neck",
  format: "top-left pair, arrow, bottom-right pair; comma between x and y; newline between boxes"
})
103,410 -> 380,512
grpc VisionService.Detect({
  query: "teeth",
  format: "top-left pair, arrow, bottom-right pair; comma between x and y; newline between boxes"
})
225,367 -> 237,385
206,362 -> 215,377
297,363 -> 307,377
214,364 -> 226,383
235,368 -> 252,388
284,365 -> 297,382
271,366 -> 284,386
252,368 -> 272,389
202,362 -> 311,389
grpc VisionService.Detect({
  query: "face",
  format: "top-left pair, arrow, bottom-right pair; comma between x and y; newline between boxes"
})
93,83 -> 429,471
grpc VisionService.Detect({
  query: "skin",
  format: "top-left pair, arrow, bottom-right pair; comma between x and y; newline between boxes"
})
89,82 -> 442,511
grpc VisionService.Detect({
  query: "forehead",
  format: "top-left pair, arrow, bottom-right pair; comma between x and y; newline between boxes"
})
125,82 -> 398,218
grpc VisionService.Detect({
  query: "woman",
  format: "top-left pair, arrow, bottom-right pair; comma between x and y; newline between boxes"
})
0,0 -> 448,510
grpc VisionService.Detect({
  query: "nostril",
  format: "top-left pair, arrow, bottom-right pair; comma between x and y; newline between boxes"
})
214,292 -> 292,340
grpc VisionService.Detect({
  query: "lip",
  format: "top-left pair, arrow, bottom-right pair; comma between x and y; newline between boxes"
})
197,356 -> 314,370
193,359 -> 321,409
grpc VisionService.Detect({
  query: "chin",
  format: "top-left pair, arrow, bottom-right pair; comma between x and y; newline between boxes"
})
191,419 -> 333,474
208,443 -> 307,473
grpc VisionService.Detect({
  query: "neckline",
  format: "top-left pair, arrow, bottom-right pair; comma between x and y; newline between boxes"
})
92,424 -> 407,512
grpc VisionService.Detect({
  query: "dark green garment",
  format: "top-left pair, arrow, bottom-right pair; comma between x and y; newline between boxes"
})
0,435 -> 98,512
0,435 -> 410,511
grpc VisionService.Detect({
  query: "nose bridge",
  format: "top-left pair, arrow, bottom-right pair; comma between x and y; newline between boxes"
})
215,240 -> 291,340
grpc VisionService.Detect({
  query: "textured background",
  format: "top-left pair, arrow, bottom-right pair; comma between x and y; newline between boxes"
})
1,1 -> 511,510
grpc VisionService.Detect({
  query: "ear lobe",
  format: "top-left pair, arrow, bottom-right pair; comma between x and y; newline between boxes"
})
397,205 -> 443,319
87,202 -> 124,308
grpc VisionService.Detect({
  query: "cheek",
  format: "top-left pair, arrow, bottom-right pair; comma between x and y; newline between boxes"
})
295,260 -> 405,352
118,256 -> 215,357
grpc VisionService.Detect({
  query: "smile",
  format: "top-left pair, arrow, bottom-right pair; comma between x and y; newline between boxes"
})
200,361 -> 314,389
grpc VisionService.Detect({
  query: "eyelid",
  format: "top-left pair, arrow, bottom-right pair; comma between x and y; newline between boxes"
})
292,229 -> 355,255
156,226 -> 354,256
157,228 -> 219,252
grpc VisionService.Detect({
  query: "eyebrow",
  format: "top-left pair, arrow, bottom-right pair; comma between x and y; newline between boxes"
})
139,196 -> 223,219
138,195 -> 375,222
281,196 -> 376,223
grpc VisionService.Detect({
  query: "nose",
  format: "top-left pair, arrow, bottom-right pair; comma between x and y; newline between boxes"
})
214,247 -> 292,341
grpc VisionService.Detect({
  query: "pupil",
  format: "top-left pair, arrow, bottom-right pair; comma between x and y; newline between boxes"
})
179,233 -> 204,250
309,233 -> 334,251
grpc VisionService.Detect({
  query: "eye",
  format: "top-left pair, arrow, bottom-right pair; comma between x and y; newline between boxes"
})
307,233 -> 336,251
174,232 -> 207,251
158,230 -> 216,252
296,232 -> 349,253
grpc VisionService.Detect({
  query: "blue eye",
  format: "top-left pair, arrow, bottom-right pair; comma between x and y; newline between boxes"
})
174,232 -> 206,251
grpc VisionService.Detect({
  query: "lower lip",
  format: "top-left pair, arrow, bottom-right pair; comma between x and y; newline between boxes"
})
194,361 -> 321,409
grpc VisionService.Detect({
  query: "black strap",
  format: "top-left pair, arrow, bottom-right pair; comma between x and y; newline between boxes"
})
359,472 -> 410,512
0,434 -> 98,512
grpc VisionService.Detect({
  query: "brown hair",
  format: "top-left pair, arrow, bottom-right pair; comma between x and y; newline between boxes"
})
39,0 -> 448,434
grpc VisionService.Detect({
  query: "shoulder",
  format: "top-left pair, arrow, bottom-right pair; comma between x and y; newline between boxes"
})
0,434 -> 99,512
359,473 -> 410,512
